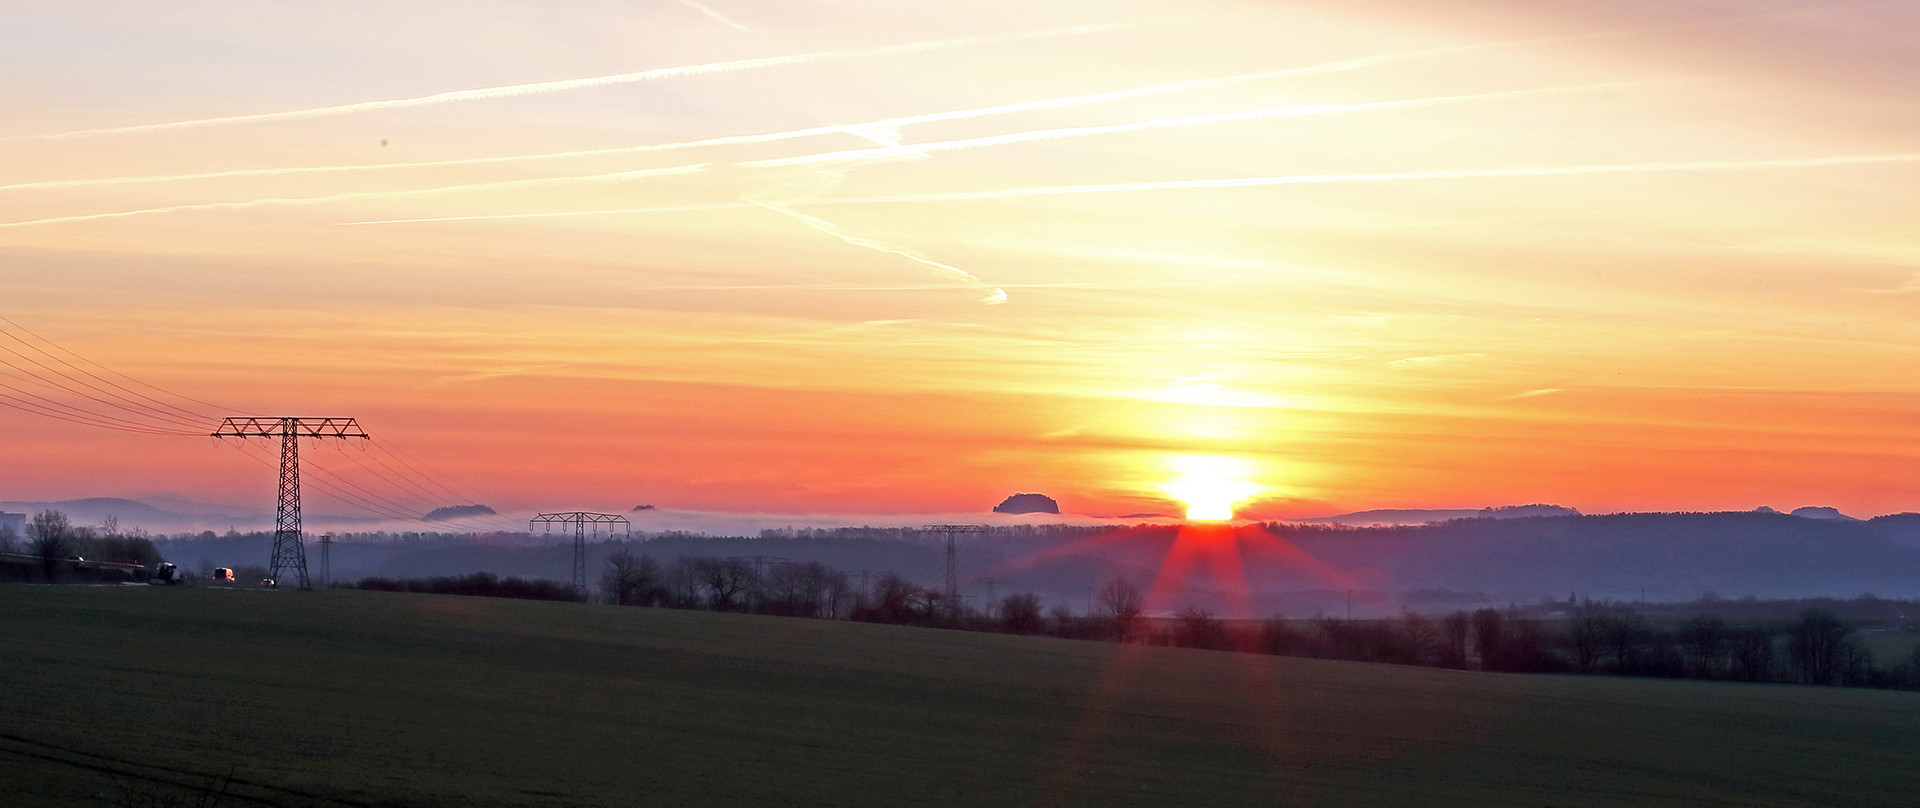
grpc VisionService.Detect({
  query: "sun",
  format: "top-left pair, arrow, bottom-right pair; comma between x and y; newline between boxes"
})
1161,454 -> 1262,521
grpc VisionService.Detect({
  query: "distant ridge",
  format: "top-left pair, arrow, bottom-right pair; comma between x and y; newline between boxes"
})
1299,503 -> 1579,527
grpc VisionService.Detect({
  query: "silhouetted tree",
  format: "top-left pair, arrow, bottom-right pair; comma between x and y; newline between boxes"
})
664,558 -> 704,608
1260,616 -> 1309,657
1788,609 -> 1853,685
1001,593 -> 1044,635
28,510 -> 74,582
1440,611 -> 1471,669
1566,602 -> 1609,673
1728,625 -> 1777,682
1601,608 -> 1652,675
1097,577 -> 1145,642
1677,615 -> 1729,679
1174,607 -> 1229,651
693,557 -> 757,611
1401,611 -> 1438,667
601,548 -> 661,606
854,573 -> 927,625
1471,608 -> 1504,671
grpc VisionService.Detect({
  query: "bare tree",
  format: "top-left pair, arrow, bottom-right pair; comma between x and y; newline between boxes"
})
601,547 -> 660,606
1001,593 -> 1044,634
821,567 -> 852,619
1440,611 -> 1470,668
1400,611 -> 1438,667
1471,608 -> 1504,671
1601,608 -> 1651,675
1728,626 -> 1776,682
1677,615 -> 1729,679
28,510 -> 73,582
1566,601 -> 1610,673
1788,609 -> 1853,685
693,557 -> 757,611
1097,577 -> 1146,642
1175,607 -> 1228,651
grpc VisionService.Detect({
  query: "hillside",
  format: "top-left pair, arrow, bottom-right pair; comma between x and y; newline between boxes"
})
3,587 -> 1918,807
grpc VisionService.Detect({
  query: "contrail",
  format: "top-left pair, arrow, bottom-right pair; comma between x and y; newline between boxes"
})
2,43 -> 1488,192
9,23 -> 1130,141
804,153 -> 1920,204
675,0 -> 750,31
747,200 -> 1007,304
0,164 -> 707,229
330,153 -> 1920,227
743,83 -> 1647,168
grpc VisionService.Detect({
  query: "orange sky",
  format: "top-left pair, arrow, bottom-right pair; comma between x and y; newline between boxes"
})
2,0 -> 1918,527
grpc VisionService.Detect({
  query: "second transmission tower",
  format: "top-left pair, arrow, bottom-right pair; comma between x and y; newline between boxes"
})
531,512 -> 630,598
923,524 -> 985,621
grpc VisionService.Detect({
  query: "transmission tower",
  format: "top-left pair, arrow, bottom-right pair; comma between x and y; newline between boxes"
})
923,524 -> 985,620
978,577 -> 1011,618
530,512 -> 630,597
318,532 -> 333,588
211,417 -> 368,589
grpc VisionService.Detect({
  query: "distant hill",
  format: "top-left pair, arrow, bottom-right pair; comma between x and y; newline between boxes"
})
0,497 -> 254,529
423,504 -> 497,522
1299,503 -> 1579,527
993,493 -> 1059,515
1791,506 -> 1857,520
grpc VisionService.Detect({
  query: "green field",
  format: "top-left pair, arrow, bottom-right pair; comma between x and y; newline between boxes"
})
3,587 -> 1917,807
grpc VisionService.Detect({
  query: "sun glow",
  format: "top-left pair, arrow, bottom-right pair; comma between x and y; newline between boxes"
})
1161,454 -> 1262,521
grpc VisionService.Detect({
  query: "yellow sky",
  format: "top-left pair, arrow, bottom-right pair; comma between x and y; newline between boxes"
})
2,0 -> 1918,524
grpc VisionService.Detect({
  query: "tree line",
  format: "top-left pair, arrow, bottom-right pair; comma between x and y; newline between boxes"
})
0,509 -> 164,583
594,550 -> 1920,692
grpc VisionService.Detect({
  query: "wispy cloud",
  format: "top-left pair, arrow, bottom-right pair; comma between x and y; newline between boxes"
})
810,153 -> 1920,204
0,44 -> 1478,192
674,0 -> 750,31
747,200 -> 1007,304
1390,353 -> 1485,367
335,153 -> 1920,228
8,23 -> 1130,141
0,164 -> 707,229
1502,388 -> 1563,400
743,82 -> 1653,168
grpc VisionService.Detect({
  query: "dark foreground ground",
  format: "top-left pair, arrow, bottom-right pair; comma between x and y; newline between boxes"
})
2,586 -> 1916,807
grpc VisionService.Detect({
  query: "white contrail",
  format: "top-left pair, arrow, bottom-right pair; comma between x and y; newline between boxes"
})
675,0 -> 750,31
743,83 -> 1644,168
802,153 -> 1920,204
1,43 -> 1487,192
329,153 -> 1920,227
747,199 -> 1007,304
0,163 -> 707,229
9,23 -> 1130,141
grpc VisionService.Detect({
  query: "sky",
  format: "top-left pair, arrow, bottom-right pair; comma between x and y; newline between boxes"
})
3,0 -> 1918,529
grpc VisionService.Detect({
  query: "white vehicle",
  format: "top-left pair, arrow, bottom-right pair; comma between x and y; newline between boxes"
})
150,562 -> 182,585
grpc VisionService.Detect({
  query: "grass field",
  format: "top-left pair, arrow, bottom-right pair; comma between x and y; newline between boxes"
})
3,586 -> 1917,807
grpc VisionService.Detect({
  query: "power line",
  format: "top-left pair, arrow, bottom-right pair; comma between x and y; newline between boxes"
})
0,315 -> 245,415
0,325 -> 215,424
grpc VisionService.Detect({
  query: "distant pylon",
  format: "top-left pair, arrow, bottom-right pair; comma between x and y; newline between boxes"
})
318,532 -> 334,588
923,524 -> 985,620
978,577 -> 1011,618
212,417 -> 367,589
530,512 -> 630,598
